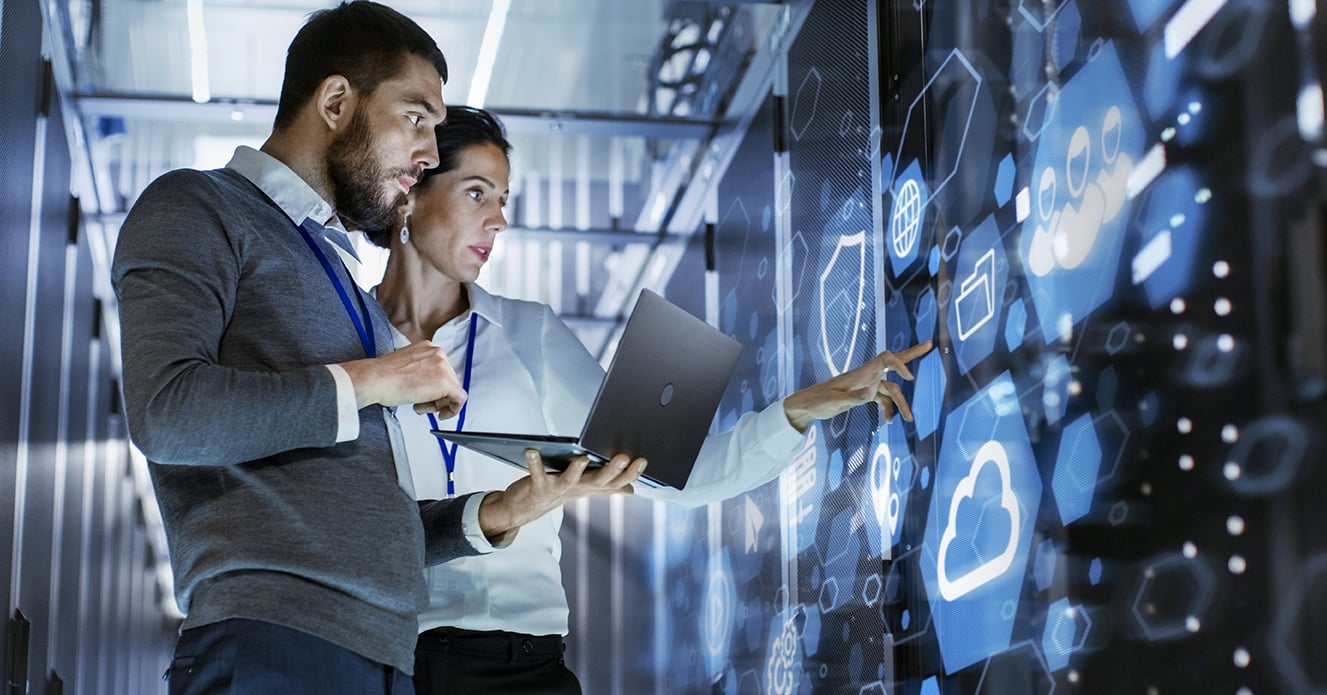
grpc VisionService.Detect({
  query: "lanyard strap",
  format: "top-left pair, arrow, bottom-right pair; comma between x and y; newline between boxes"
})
428,313 -> 479,497
295,223 -> 376,358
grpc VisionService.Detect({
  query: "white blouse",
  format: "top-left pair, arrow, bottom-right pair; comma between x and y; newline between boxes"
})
391,284 -> 808,636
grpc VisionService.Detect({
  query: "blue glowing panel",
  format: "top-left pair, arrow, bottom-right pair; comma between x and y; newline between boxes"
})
701,551 -> 737,677
888,160 -> 929,278
869,417 -> 916,552
1052,413 -> 1103,526
1134,167 -> 1211,308
1041,598 -> 1091,671
1041,354 -> 1071,425
1051,1 -> 1082,71
921,372 -> 1042,673
1020,42 -> 1144,343
1034,539 -> 1057,591
791,423 -> 831,554
994,153 -> 1016,208
884,289 -> 915,354
915,287 -> 938,344
1126,0 -> 1181,32
947,215 -> 1008,374
1005,298 -> 1028,351
912,350 -> 946,440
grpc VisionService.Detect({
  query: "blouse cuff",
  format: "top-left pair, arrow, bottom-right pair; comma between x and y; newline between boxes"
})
462,491 -> 518,552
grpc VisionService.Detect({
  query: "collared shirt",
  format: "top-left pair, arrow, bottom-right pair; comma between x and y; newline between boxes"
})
225,146 -> 364,443
226,146 -> 499,543
392,284 -> 808,636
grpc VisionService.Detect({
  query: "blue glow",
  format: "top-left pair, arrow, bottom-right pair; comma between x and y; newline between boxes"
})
1053,413 -> 1103,525
802,604 -> 822,656
1126,0 -> 1181,32
870,418 -> 915,553
922,372 -> 1042,673
1005,298 -> 1028,351
1034,539 -> 1057,591
1041,597 -> 1081,671
1052,1 -> 1081,70
994,153 -> 1016,207
885,290 -> 914,354
701,552 -> 736,677
1020,42 -> 1143,344
913,350 -> 947,440
887,160 -> 929,278
1139,168 -> 1209,308
916,288 -> 938,344
793,423 -> 830,554
1090,557 -> 1103,585
1042,354 -> 1072,425
947,215 -> 1008,374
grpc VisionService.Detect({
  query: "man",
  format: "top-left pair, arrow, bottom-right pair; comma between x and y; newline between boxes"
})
111,3 -> 641,692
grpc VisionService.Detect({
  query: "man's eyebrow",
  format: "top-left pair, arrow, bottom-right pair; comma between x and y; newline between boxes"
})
404,93 -> 443,118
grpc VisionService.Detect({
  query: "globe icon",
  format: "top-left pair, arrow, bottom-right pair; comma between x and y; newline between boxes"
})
892,178 -> 923,258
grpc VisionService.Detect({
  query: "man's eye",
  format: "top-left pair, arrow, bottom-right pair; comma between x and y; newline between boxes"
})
409,115 -> 423,126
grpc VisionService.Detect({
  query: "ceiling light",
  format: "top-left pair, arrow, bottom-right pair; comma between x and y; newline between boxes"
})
467,0 -> 511,108
187,0 -> 210,103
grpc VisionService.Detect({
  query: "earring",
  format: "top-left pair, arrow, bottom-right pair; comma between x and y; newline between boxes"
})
399,225 -> 410,245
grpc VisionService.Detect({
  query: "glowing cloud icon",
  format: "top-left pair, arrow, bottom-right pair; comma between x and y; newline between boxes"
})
936,440 -> 1021,601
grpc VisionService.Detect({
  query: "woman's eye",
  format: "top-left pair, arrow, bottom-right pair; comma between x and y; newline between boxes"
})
468,189 -> 482,201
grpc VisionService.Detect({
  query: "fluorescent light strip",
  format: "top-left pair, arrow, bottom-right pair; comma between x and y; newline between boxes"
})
467,0 -> 511,108
1164,0 -> 1229,59
1290,0 -> 1317,29
1298,82 -> 1325,140
1132,230 -> 1173,284
187,0 -> 211,103
1128,143 -> 1167,199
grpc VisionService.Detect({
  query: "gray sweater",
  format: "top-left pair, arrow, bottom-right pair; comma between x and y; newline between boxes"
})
112,166 -> 476,673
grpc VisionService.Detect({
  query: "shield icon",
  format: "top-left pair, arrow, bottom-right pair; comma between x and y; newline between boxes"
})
818,231 -> 867,376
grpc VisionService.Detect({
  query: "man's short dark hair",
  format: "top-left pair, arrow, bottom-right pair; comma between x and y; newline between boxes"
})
273,1 -> 448,131
366,106 -> 512,248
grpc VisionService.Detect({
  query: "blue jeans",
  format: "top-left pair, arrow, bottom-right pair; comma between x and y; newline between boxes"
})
164,618 -> 413,695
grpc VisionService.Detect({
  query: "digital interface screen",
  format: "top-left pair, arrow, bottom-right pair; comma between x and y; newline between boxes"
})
567,0 -> 1327,692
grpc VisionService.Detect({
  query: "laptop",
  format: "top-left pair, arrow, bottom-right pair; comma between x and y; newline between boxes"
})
431,289 -> 742,490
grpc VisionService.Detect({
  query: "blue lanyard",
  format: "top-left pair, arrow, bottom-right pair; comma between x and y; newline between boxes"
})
295,223 -> 376,358
427,313 -> 479,497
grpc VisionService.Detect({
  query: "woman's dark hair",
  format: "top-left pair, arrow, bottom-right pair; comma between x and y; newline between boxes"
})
273,1 -> 448,131
366,106 -> 512,248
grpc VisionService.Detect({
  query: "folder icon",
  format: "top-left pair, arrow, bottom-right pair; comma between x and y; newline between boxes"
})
956,248 -> 996,341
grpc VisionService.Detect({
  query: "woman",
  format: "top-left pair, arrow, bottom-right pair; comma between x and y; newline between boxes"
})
369,106 -> 932,694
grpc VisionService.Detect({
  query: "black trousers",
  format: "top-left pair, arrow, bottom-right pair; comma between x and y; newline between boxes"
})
412,627 -> 581,695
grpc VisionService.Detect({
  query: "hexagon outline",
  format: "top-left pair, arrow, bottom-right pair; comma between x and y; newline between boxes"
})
1017,0 -> 1072,31
1129,553 -> 1217,642
893,49 -> 984,206
790,67 -> 823,141
976,639 -> 1056,695
1269,552 -> 1327,694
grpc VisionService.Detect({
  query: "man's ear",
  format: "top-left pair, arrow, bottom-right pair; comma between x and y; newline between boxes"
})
314,74 -> 356,131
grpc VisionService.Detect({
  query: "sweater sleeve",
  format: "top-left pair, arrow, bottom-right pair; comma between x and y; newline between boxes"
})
111,171 -> 341,465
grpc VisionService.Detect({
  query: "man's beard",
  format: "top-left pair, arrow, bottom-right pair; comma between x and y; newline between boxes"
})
326,108 -> 409,233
